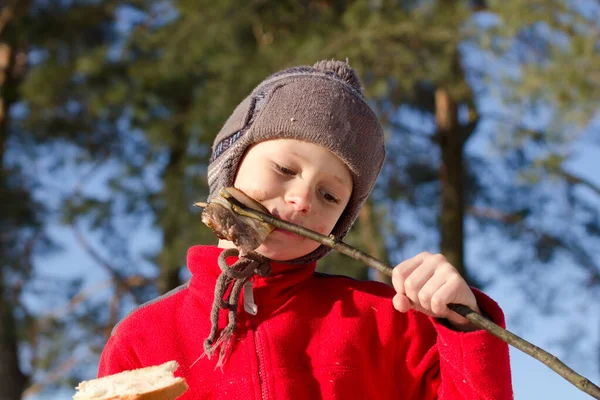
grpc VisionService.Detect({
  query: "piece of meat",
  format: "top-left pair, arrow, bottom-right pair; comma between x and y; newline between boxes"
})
197,187 -> 275,256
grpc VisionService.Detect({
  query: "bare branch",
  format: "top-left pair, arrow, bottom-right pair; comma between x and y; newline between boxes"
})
468,205 -> 600,283
33,280 -> 112,334
559,168 -> 600,197
66,152 -> 152,301
467,206 -> 527,224
70,223 -> 151,304
24,276 -> 148,375
106,286 -> 123,340
22,355 -> 81,398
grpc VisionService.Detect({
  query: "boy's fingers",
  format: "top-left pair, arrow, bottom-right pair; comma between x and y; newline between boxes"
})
392,252 -> 431,294
404,256 -> 443,304
415,271 -> 448,314
393,293 -> 412,313
430,277 -> 464,318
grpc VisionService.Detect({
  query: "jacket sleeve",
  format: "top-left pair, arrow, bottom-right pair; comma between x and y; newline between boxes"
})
97,332 -> 143,378
395,289 -> 513,399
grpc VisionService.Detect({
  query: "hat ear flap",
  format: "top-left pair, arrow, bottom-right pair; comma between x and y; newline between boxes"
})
217,95 -> 255,141
210,95 -> 257,164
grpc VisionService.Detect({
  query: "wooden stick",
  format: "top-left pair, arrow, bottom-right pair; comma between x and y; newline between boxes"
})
198,195 -> 600,399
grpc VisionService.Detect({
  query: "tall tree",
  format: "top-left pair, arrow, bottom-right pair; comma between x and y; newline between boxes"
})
1,0 -> 138,397
2,2 -> 41,398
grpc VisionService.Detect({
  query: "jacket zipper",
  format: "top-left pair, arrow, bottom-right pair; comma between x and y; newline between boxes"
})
254,325 -> 268,400
247,280 -> 268,399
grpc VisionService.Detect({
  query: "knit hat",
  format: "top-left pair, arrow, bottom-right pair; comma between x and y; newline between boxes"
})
207,60 -> 386,264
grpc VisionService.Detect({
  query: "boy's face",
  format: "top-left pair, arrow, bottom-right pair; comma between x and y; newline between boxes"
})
231,139 -> 353,261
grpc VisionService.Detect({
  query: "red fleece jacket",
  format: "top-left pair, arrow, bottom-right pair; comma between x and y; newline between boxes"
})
98,246 -> 513,399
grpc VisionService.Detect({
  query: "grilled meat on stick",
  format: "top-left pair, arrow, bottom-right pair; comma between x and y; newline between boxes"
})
194,187 -> 275,257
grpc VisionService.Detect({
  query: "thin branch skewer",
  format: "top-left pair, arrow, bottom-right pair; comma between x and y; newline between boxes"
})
197,196 -> 600,399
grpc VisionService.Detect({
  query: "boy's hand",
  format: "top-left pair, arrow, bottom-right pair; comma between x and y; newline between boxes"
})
392,252 -> 481,331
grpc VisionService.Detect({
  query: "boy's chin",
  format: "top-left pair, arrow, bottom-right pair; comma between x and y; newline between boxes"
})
255,243 -> 318,262
216,239 -> 318,262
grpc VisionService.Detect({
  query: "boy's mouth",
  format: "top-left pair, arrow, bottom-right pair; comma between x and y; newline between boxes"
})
269,209 -> 306,239
270,209 -> 304,228
273,228 -> 303,239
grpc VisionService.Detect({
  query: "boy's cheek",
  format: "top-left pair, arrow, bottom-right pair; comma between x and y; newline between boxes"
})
235,185 -> 268,203
313,223 -> 331,235
312,212 -> 344,235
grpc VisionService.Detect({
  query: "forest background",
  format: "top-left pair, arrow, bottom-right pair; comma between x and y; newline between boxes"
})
1,0 -> 600,399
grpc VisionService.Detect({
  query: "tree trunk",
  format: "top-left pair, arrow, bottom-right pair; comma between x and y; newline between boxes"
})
158,139 -> 187,294
435,88 -> 467,279
0,270 -> 27,400
157,98 -> 191,294
358,199 -> 391,284
0,21 -> 27,399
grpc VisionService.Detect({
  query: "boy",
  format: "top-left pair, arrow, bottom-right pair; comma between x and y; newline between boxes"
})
98,60 -> 513,399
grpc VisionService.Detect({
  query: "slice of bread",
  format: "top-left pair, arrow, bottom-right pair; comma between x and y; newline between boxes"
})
73,360 -> 188,400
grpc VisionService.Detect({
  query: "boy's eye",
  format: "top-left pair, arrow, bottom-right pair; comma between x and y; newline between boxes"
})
321,190 -> 340,204
275,164 -> 296,175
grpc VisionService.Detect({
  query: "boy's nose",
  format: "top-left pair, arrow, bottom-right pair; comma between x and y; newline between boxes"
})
285,188 -> 312,214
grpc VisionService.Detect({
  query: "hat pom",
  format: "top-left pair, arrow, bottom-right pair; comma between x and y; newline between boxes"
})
313,59 -> 363,93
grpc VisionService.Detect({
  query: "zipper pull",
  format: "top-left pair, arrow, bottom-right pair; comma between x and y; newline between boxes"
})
243,281 -> 258,315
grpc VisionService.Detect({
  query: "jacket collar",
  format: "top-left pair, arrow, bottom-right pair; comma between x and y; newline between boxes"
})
187,245 -> 317,308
